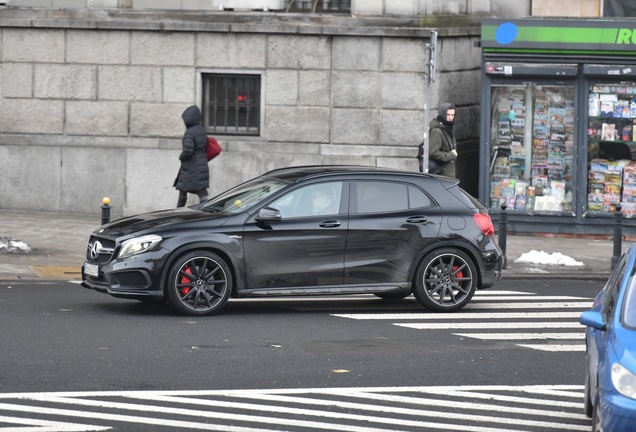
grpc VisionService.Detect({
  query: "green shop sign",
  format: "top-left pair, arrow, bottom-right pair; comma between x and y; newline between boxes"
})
482,18 -> 636,55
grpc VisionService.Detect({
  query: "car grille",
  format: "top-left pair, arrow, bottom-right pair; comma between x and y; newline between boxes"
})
86,236 -> 116,264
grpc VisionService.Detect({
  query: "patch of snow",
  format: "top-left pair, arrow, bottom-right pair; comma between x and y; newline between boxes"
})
514,250 -> 584,267
0,237 -> 33,254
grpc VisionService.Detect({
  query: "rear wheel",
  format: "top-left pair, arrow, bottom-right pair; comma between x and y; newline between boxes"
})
413,248 -> 477,312
166,251 -> 232,316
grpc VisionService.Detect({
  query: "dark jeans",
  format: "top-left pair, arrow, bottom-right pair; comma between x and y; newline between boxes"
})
177,189 -> 208,207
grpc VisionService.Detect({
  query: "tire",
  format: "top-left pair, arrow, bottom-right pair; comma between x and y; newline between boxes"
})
584,361 -> 593,418
592,390 -> 603,432
374,292 -> 410,300
166,251 -> 232,316
413,248 -> 477,312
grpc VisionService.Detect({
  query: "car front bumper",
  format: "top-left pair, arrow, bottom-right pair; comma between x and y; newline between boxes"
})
81,249 -> 167,300
600,392 -> 636,432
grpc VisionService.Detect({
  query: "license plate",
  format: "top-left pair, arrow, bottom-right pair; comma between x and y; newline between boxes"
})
84,262 -> 99,277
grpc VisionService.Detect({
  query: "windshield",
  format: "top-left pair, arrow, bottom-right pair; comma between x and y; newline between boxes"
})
199,176 -> 291,215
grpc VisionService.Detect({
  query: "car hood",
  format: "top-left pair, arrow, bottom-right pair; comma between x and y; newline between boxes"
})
94,208 -> 227,238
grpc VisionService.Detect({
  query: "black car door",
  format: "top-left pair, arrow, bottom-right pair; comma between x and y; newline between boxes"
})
344,180 -> 442,285
242,181 -> 348,290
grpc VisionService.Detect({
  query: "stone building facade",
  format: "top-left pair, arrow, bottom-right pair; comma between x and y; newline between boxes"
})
0,6 -> 484,216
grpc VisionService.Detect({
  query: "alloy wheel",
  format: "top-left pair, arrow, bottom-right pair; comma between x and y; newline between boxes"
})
413,249 -> 477,312
167,252 -> 232,316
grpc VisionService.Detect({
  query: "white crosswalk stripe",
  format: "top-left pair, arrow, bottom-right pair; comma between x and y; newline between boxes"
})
332,290 -> 593,352
0,385 -> 590,431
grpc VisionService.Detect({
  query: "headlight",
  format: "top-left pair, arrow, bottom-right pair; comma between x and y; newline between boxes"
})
118,235 -> 162,259
611,363 -> 636,399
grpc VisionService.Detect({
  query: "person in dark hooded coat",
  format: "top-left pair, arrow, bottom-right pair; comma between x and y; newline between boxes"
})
428,102 -> 458,178
174,105 -> 210,207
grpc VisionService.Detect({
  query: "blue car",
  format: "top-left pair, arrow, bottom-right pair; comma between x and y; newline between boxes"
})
580,245 -> 636,431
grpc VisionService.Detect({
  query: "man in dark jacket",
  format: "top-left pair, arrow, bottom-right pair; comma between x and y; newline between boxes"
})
428,102 -> 458,178
174,105 -> 210,207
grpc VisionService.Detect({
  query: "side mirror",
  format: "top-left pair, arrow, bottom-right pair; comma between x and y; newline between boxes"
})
579,311 -> 607,331
256,207 -> 281,222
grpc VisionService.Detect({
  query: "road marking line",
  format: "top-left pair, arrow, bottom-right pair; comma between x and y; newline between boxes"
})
517,344 -> 586,352
454,332 -> 585,340
0,402 -> 272,432
124,393 -> 584,430
396,322 -> 583,329
0,415 -> 109,432
4,397 -> 541,432
474,291 -> 533,295
467,302 -> 591,309
471,296 -> 591,301
433,390 -> 581,408
0,385 -> 590,432
226,391 -> 588,422
0,385 -> 586,399
332,312 -> 584,320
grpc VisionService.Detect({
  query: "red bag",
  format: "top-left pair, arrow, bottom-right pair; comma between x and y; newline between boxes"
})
206,137 -> 222,161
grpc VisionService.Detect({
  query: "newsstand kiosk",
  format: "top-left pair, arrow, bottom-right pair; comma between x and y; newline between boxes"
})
480,18 -> 636,235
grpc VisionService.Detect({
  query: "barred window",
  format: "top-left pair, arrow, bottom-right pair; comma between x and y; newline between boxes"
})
202,74 -> 261,136
285,0 -> 351,13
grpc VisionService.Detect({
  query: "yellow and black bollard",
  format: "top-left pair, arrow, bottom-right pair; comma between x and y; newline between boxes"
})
101,197 -> 111,225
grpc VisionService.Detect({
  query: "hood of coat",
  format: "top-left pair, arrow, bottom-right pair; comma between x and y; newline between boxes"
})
438,102 -> 453,118
182,105 -> 202,128
436,102 -> 455,127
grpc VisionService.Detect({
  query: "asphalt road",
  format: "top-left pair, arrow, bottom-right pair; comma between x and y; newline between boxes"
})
0,278 -> 598,431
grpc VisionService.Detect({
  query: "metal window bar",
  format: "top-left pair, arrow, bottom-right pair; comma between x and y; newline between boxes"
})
285,0 -> 350,13
203,74 -> 260,136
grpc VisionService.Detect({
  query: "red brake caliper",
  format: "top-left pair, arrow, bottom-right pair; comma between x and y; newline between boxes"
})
453,266 -> 463,280
180,267 -> 192,296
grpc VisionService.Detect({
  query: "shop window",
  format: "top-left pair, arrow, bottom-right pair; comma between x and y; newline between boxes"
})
489,84 -> 575,214
604,0 -> 636,17
202,74 -> 261,136
587,82 -> 636,216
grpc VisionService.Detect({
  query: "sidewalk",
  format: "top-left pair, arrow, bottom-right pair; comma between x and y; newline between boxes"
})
0,209 -> 622,281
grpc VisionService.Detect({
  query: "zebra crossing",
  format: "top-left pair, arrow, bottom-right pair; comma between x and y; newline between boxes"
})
0,385 -> 590,431
331,290 -> 593,352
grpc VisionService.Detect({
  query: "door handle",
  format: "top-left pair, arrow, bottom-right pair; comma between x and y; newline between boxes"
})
319,220 -> 341,228
406,216 -> 428,224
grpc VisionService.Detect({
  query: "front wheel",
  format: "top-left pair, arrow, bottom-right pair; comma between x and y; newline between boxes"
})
584,360 -> 593,418
166,251 -> 233,316
592,390 -> 602,432
413,248 -> 477,312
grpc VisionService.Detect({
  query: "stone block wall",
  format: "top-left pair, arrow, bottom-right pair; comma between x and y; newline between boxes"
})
0,9 -> 482,216
4,0 -> 530,16
532,0 -> 600,17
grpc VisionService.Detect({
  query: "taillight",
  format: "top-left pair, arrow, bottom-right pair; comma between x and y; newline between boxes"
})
474,213 -> 494,236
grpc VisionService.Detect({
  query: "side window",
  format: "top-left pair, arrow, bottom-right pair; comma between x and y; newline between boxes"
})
408,185 -> 433,208
354,181 -> 409,213
202,73 -> 261,136
269,182 -> 343,218
623,276 -> 636,329
604,255 -> 627,320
